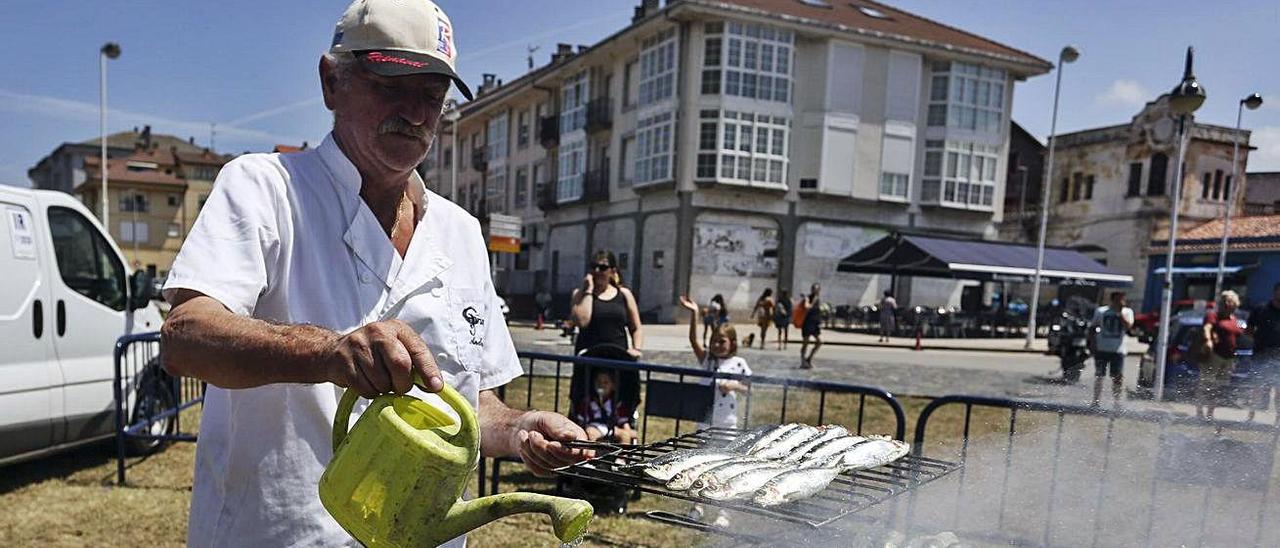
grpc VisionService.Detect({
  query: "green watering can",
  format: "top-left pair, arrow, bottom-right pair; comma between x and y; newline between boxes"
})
319,379 -> 593,547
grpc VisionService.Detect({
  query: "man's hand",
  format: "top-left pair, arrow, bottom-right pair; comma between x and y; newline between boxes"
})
513,411 -> 591,477
324,319 -> 443,398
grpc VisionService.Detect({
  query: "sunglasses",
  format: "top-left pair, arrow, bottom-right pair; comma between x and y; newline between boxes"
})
593,263 -> 613,272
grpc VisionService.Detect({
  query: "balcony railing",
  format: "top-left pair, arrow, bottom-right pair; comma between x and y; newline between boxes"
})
582,167 -> 609,203
538,116 -> 559,148
585,98 -> 612,133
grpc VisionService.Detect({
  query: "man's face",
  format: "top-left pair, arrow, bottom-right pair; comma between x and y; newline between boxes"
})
1111,293 -> 1126,308
323,58 -> 450,174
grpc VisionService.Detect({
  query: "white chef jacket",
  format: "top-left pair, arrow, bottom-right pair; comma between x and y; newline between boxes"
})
163,134 -> 523,548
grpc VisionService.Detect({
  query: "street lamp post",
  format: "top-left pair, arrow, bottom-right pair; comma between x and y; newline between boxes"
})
1213,93 -> 1264,297
99,42 -> 121,227
1025,45 -> 1080,349
1154,47 -> 1207,402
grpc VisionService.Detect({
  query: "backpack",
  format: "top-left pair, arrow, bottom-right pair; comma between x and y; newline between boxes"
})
792,300 -> 808,328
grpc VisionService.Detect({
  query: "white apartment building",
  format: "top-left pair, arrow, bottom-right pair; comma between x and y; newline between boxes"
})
423,0 -> 1050,320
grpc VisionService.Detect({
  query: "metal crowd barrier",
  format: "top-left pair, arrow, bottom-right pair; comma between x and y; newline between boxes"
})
479,351 -> 906,496
907,395 -> 1280,548
113,331 -> 205,484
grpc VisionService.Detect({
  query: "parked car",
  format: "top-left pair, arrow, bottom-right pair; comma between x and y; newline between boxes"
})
1,186 -> 168,466
1133,300 -> 1215,342
1137,312 -> 1253,403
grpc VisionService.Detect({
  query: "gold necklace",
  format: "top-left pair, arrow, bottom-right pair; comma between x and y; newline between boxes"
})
389,192 -> 411,238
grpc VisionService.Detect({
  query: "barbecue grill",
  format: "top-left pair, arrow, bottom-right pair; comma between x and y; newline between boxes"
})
555,426 -> 960,537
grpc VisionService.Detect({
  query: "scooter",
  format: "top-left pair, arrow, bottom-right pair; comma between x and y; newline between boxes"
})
1057,314 -> 1092,383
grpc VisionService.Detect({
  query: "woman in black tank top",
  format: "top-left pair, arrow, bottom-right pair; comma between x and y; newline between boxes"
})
570,250 -> 645,358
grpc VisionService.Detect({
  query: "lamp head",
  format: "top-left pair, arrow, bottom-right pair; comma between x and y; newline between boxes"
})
1242,93 -> 1263,111
1167,47 -> 1205,115
1059,45 -> 1080,64
100,42 -> 121,60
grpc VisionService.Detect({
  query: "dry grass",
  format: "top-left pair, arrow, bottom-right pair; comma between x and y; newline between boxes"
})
0,376 -> 1015,547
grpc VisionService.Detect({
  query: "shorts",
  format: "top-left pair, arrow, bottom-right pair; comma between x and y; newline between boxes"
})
802,322 -> 822,338
1094,352 -> 1124,378
1199,352 -> 1235,386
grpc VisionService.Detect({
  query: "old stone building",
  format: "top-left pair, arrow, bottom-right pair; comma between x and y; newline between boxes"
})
423,0 -> 1051,320
1003,95 -> 1251,311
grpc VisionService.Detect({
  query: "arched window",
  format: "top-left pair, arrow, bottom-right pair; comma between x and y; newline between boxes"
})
1147,153 -> 1168,196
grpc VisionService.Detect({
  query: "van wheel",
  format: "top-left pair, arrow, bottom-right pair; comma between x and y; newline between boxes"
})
125,375 -> 177,456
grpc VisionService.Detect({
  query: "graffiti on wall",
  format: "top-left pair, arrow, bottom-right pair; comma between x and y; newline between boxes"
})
692,221 -> 778,278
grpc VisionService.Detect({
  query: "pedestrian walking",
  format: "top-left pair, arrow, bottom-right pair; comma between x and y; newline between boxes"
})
774,289 -> 792,350
1089,291 -> 1133,407
1246,283 -> 1280,423
799,284 -> 823,369
678,294 -> 751,527
1198,290 -> 1244,420
704,294 -> 727,346
879,290 -> 898,342
156,3 -> 590,544
751,288 -> 775,349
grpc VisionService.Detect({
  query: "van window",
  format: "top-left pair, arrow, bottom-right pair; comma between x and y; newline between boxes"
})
48,207 -> 127,311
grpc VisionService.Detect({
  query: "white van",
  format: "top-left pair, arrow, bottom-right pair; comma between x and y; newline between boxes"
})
1,185 -> 167,466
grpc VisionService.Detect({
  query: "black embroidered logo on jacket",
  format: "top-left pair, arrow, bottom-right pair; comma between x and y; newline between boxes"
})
462,306 -> 485,346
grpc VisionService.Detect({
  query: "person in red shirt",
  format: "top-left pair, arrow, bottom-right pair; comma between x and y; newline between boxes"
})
1199,290 -> 1244,419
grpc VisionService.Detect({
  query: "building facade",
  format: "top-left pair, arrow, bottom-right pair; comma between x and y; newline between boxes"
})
74,145 -> 229,277
1001,96 -> 1252,311
1244,171 -> 1279,215
1146,214 -> 1280,311
28,125 -> 209,193
423,0 -> 1050,321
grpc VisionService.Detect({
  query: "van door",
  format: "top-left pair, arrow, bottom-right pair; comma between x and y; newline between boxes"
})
43,206 -> 130,442
0,200 -> 60,460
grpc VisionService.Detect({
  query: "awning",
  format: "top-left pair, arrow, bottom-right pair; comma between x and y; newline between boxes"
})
1152,265 -> 1249,278
837,233 -> 1133,286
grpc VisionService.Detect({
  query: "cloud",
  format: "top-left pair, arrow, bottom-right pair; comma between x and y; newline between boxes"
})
0,88 -> 308,148
1250,126 -> 1280,172
1096,80 -> 1151,108
222,96 -> 324,127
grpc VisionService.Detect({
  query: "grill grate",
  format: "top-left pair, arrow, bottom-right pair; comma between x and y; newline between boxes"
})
555,427 -> 960,529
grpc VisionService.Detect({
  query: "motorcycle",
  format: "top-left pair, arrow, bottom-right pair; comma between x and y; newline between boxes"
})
1054,312 -> 1092,383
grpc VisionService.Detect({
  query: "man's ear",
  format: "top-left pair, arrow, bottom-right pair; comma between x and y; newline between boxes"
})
319,56 -> 338,111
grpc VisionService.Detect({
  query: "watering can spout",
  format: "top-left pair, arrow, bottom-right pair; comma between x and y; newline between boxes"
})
445,493 -> 594,543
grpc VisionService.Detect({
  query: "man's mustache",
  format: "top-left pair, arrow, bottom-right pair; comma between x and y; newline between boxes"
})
379,117 -> 432,140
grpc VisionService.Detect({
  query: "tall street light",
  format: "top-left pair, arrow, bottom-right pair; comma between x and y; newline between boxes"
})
1213,93 -> 1264,297
1154,46 -> 1207,402
1024,45 -> 1080,349
99,42 -> 121,227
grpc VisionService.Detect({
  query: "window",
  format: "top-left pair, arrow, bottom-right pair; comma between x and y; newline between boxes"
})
878,134 -> 913,200
1147,153 -> 1167,196
1202,172 -> 1213,199
48,207 -> 126,311
921,140 -> 998,208
560,72 -> 588,133
533,162 -> 546,202
486,113 -> 509,162
167,223 -> 181,238
1212,170 -> 1224,200
928,61 -> 1005,132
557,140 -> 585,202
634,111 -> 675,186
1224,175 -> 1232,202
638,29 -> 677,107
167,194 -> 180,207
118,192 -> 148,212
619,136 -> 636,187
514,167 -> 529,208
696,110 -> 789,186
622,60 -> 637,109
517,110 -> 529,149
1058,177 -> 1070,204
1127,162 -> 1144,197
653,249 -> 665,269
704,21 -> 792,103
1071,172 -> 1083,201
1085,175 -> 1095,200
119,220 -> 149,243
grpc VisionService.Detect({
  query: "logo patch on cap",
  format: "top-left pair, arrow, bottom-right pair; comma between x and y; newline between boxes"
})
364,51 -> 428,68
436,19 -> 454,60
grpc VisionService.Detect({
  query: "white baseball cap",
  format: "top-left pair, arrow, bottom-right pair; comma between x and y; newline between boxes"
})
329,0 -> 474,100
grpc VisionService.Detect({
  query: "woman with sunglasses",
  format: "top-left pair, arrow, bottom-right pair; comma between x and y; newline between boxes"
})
570,250 -> 644,360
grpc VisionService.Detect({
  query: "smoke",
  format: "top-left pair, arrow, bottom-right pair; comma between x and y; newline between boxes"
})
708,413 -> 1278,547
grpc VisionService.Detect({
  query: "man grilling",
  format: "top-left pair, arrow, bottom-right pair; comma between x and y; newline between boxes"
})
159,1 -> 589,545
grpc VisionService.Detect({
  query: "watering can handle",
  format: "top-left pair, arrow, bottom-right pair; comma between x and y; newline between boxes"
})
331,374 -> 479,453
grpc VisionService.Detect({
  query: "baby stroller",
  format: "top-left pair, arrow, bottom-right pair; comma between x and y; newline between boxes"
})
561,343 -> 641,514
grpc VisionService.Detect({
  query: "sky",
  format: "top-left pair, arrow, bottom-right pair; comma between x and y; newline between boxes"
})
1,0 -> 1277,187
